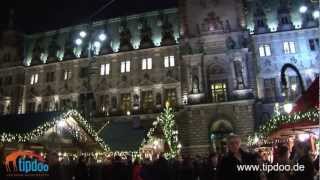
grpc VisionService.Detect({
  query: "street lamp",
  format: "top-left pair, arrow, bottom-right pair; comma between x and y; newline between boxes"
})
313,10 -> 320,19
299,5 -> 308,13
283,103 -> 293,114
71,0 -> 115,120
74,30 -> 107,120
280,63 -> 306,114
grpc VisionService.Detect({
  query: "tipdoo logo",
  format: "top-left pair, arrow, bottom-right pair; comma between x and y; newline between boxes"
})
4,150 -> 49,177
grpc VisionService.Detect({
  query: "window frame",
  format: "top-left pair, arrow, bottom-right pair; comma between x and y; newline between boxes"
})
283,41 -> 296,54
121,61 -> 131,73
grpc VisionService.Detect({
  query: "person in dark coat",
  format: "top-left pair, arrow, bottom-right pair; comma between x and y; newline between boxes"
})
179,156 -> 195,180
140,158 -> 153,180
291,142 -> 314,180
267,145 -> 291,180
76,156 -> 88,180
217,134 -> 260,180
204,153 -> 219,180
111,155 -> 127,180
153,155 -> 170,180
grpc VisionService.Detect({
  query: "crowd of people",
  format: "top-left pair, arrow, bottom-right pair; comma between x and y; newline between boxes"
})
0,134 -> 319,180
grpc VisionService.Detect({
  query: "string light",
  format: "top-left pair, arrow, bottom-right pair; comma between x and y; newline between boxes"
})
140,101 -> 182,159
247,110 -> 319,146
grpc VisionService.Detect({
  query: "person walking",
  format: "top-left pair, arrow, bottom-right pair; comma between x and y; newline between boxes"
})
132,159 -> 143,180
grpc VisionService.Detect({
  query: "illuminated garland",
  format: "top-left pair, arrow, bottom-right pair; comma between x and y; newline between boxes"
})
247,110 -> 319,146
140,102 -> 182,159
0,110 -> 111,152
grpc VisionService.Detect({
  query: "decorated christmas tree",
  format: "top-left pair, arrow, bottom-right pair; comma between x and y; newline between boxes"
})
141,101 -> 182,159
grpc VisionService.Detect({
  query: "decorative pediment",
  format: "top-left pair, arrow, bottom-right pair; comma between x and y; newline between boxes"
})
201,11 -> 224,33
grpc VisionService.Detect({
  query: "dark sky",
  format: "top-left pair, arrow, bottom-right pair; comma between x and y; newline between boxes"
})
0,0 -> 177,34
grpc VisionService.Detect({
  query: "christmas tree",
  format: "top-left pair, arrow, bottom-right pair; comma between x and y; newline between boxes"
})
158,101 -> 181,158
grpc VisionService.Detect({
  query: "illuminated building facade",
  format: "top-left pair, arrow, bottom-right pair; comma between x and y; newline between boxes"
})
0,0 -> 319,155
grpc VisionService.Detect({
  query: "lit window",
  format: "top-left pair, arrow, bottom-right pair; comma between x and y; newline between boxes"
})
30,73 -> 39,85
259,44 -> 271,57
64,70 -> 72,80
164,56 -> 175,68
100,64 -> 110,75
121,61 -> 130,73
142,58 -> 152,70
211,81 -> 228,102
283,41 -> 296,54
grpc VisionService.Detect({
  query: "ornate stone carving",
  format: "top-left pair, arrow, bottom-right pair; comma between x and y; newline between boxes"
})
31,38 -> 44,65
139,18 -> 154,49
254,2 -> 270,34
119,19 -> 133,51
201,12 -> 224,33
48,34 -> 60,61
233,58 -> 245,89
64,32 -> 76,60
277,0 -> 294,31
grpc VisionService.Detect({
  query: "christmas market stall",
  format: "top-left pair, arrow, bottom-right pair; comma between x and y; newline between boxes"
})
0,110 -> 109,155
249,77 -> 319,160
98,102 -> 182,160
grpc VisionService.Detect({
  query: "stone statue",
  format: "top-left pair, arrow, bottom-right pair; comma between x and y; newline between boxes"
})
161,16 -> 176,46
156,93 -> 162,105
226,36 -> 236,50
64,33 -> 76,59
233,60 -> 245,89
31,39 -> 43,65
133,94 -> 139,106
111,96 -> 117,109
48,35 -> 60,59
139,18 -> 154,49
119,19 -> 133,51
192,76 -> 200,94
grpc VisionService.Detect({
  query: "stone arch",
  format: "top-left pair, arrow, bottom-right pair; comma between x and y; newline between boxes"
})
210,119 -> 234,133
209,115 -> 234,153
207,63 -> 227,75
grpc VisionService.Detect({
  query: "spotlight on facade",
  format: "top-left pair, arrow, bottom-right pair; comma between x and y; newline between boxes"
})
99,33 -> 107,41
283,103 -> 293,114
75,39 -> 82,46
299,5 -> 308,13
313,10 -> 320,19
79,31 -> 87,38
94,41 -> 101,48
126,111 -> 131,116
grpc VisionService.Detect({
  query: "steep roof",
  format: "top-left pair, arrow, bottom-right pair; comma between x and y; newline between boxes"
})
99,120 -> 149,151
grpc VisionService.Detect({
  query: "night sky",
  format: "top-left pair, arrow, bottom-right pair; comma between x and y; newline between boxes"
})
0,0 -> 177,34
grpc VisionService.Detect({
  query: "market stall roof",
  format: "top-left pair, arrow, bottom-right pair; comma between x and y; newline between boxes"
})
0,111 -> 62,134
292,76 -> 319,113
0,110 -> 109,152
99,121 -> 149,151
269,77 -> 319,138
